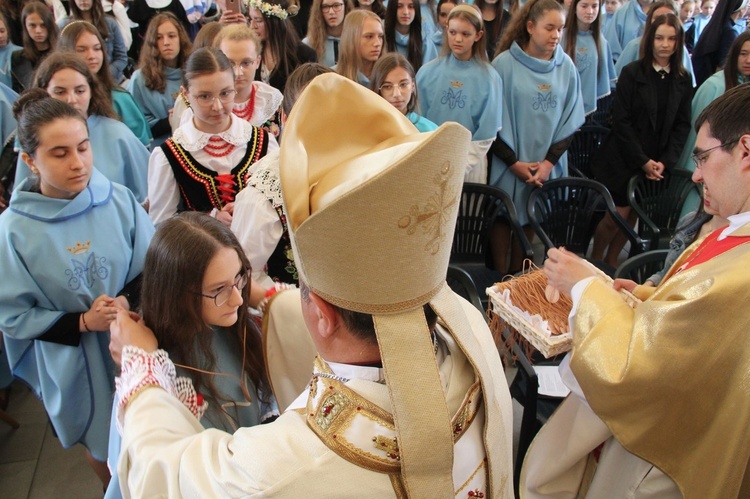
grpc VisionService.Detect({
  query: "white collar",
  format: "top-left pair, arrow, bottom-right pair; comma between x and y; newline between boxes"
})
652,62 -> 671,73
172,112 -> 253,152
719,212 -> 750,240
327,361 -> 386,383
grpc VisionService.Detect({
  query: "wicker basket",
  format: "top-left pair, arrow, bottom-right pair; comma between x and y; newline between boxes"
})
488,263 -> 640,359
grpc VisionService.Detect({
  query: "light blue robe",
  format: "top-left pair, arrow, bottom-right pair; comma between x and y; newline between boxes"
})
302,35 -> 341,68
416,54 -> 502,141
407,111 -> 438,132
112,88 -> 153,148
691,13 -> 711,45
0,43 -> 19,89
431,28 -> 444,51
127,66 -> 182,147
615,36 -> 697,86
394,30 -> 439,68
0,82 -> 17,145
602,12 -> 615,34
421,2 -> 438,39
104,326 -> 278,499
15,115 -> 151,202
564,29 -> 616,115
604,0 -> 648,61
490,42 -> 585,224
0,169 -> 154,460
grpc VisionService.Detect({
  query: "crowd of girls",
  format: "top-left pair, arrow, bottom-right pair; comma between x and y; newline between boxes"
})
2,0 -> 750,492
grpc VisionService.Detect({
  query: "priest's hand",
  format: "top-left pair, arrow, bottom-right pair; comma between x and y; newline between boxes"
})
544,247 -> 597,296
110,309 -> 158,367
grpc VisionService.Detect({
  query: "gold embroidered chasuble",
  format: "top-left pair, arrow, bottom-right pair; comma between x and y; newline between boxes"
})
567,224 -> 750,498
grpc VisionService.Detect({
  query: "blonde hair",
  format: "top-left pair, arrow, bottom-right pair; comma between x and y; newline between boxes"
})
214,23 -> 263,54
337,10 -> 382,82
443,5 -> 487,62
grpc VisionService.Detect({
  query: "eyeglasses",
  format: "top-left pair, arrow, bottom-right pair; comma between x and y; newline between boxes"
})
230,59 -> 257,72
691,139 -> 738,168
189,89 -> 237,106
321,2 -> 344,12
196,273 -> 248,307
378,81 -> 413,96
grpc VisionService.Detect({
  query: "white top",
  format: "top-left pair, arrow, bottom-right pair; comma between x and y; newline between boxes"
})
148,113 -> 279,224
231,150 -> 284,288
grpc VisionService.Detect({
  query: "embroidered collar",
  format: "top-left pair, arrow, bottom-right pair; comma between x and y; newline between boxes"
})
172,112 -> 254,152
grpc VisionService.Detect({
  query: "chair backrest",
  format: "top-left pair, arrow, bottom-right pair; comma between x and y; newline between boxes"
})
528,177 -> 648,256
628,169 -> 699,250
614,249 -> 670,283
451,183 -> 532,264
567,125 -> 609,179
591,93 -> 615,127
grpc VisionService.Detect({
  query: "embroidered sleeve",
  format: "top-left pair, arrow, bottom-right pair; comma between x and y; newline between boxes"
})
115,346 -> 207,432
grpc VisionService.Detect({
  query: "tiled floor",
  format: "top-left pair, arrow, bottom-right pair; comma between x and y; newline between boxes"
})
1,371 -> 523,498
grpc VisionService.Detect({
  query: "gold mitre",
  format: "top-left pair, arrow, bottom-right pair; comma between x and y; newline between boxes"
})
279,74 -> 497,497
281,73 -> 469,312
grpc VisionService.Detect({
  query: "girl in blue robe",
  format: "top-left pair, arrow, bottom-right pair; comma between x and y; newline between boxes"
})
431,0 -> 459,52
104,212 -> 277,499
0,90 -> 154,488
371,52 -> 439,132
601,0 -> 622,33
417,5 -> 502,182
614,1 -> 695,87
563,0 -> 616,116
15,53 -> 151,202
603,0 -> 648,61
58,21 -> 153,148
385,0 -> 438,72
421,0 -> 439,39
676,31 -> 750,172
685,0 -> 714,53
490,0 -> 585,271
127,12 -> 193,147
0,11 -> 19,88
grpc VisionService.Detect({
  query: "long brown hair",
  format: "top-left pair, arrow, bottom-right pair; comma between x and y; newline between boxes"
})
370,52 -> 420,114
138,13 -> 193,92
725,31 -> 750,90
495,0 -> 564,57
67,0 -> 110,41
636,0 -> 678,59
563,0 -> 601,68
32,51 -> 116,119
384,0 -> 425,71
21,1 -> 58,63
253,0 -> 303,85
307,0 -> 355,60
639,13 -> 686,76
140,212 -> 272,415
58,21 -> 116,94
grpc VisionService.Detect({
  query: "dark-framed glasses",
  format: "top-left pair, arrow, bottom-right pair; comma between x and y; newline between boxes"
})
196,273 -> 248,306
321,2 -> 344,12
692,139 -> 738,168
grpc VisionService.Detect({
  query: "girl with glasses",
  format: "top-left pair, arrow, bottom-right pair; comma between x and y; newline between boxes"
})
171,25 -> 284,138
0,89 -> 154,489
58,21 -> 152,148
416,5 -> 501,183
591,13 -> 692,267
104,211 -> 276,499
384,0 -> 438,72
148,47 -> 278,226
127,13 -> 193,147
14,52 -> 151,202
247,0 -> 317,93
304,0 -> 354,67
371,52 -> 437,132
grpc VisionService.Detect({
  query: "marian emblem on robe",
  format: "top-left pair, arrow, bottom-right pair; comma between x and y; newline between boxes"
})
532,92 -> 558,112
65,242 -> 110,290
441,88 -> 467,110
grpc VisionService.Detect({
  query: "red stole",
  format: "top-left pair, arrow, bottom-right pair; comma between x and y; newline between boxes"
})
678,228 -> 750,273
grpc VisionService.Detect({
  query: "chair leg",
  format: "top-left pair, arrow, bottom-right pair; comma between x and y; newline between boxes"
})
0,409 -> 20,429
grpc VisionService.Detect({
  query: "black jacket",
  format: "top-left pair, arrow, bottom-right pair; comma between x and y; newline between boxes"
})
591,59 -> 693,202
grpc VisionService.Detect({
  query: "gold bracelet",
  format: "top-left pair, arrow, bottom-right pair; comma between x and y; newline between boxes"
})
81,313 -> 92,332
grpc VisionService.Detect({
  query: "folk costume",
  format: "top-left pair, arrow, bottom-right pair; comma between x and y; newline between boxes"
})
169,81 -> 284,139
0,169 -> 154,461
603,0 -> 648,61
615,35 -> 696,87
127,66 -> 182,147
148,112 -> 278,225
14,114 -> 151,202
231,149 -> 298,288
114,74 -> 514,498
490,42 -> 585,225
416,49 -> 503,183
564,29 -> 616,116
591,60 -> 693,206
522,215 -> 750,498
